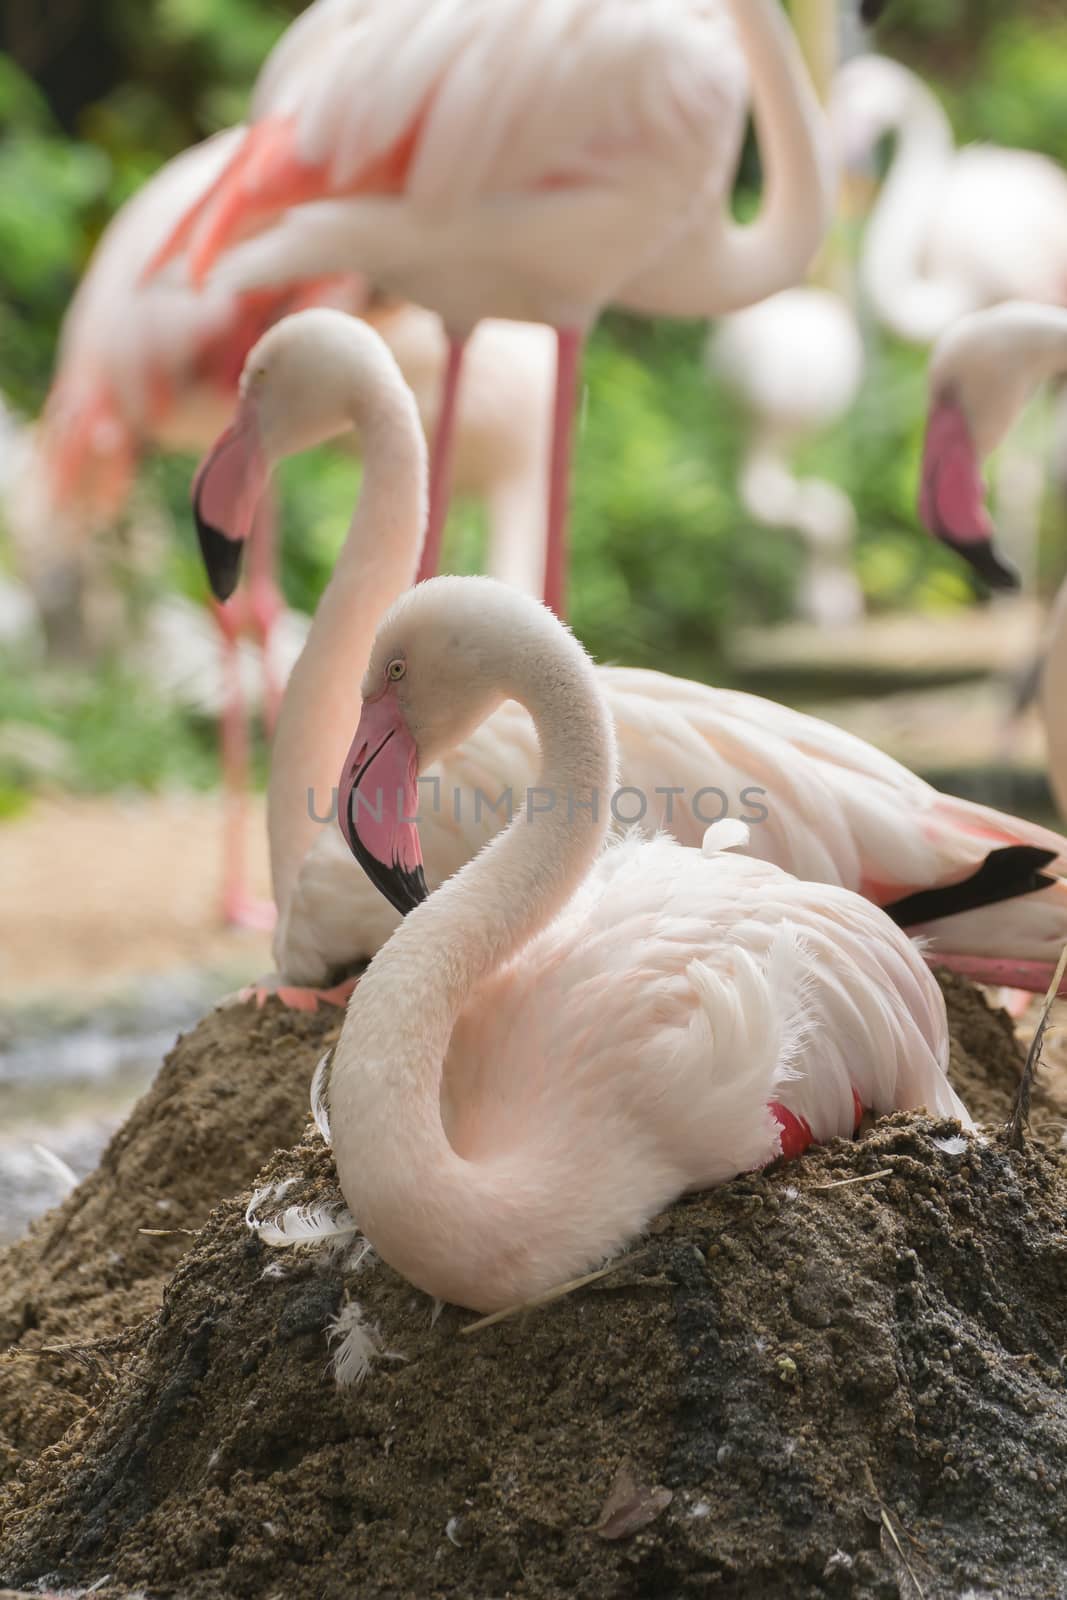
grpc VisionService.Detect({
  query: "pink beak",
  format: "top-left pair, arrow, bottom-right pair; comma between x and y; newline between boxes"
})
918,395 -> 1018,591
191,403 -> 268,600
337,689 -> 428,915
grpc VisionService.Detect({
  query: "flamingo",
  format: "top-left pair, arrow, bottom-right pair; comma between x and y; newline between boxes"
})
830,55 -> 1067,346
18,131 -> 556,924
146,0 -> 835,619
917,301 -> 1067,821
709,285 -> 866,626
321,575 -> 970,1314
199,308 -> 1067,1009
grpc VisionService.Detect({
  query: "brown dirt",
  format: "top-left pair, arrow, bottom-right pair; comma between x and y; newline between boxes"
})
0,998 -> 339,1484
1,976 -> 1067,1600
0,794 -> 272,1003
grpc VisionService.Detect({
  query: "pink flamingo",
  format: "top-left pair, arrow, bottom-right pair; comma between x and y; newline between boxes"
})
918,301 -> 1067,820
323,576 -> 970,1314
200,309 -> 1067,1010
25,134 -> 556,926
146,0 -> 834,618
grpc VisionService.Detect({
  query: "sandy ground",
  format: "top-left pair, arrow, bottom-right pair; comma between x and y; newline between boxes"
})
0,793 -> 273,1005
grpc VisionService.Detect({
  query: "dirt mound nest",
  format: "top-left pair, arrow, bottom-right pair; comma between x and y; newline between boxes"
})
0,999 -> 339,1482
1,975 -> 1067,1599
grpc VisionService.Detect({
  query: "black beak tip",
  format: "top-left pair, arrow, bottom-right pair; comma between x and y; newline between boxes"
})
950,536 -> 1021,594
194,507 -> 244,603
860,0 -> 888,20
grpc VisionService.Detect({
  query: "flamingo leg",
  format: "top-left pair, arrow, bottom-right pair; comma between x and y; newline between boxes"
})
543,327 -> 584,620
246,489 -> 285,736
212,596 -> 276,932
417,334 -> 467,585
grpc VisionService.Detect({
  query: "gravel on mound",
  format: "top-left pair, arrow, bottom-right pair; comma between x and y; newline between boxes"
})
1,977 -> 1066,1600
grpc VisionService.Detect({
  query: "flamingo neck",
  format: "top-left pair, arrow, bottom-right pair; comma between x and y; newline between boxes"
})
329,602 -> 617,1309
703,0 -> 833,311
267,367 -> 427,916
860,76 -> 972,342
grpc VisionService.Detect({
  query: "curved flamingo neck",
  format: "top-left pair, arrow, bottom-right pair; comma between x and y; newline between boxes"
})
621,0 -> 832,316
267,345 -> 427,917
859,73 -> 971,342
329,597 -> 617,1306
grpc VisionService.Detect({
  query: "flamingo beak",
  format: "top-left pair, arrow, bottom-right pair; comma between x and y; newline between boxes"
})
337,691 -> 428,916
918,395 -> 1019,592
191,404 -> 267,601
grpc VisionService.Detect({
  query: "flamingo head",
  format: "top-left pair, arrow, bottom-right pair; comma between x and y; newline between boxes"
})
192,307 -> 372,600
918,386 -> 1019,591
336,578 -> 534,914
828,54 -> 911,174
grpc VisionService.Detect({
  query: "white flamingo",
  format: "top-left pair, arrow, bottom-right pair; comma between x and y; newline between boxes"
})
200,309 -> 1067,1008
830,54 -> 1067,345
709,285 -> 866,627
147,0 -> 834,618
918,301 -> 1067,821
323,576 -> 970,1314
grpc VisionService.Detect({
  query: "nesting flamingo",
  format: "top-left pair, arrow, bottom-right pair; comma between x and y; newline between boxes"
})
198,310 -> 1067,1009
322,576 -> 970,1314
148,0 -> 834,617
918,301 -> 1067,821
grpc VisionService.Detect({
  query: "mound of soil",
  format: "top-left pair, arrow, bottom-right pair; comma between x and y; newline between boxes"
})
0,999 -> 338,1482
2,976 -> 1066,1600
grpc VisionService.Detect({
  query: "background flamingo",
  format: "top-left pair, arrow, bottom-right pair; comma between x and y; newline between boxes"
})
201,310 -> 1067,1009
148,0 -> 833,619
831,52 -> 1067,591
918,301 -> 1067,823
11,130 -> 556,925
709,286 -> 866,627
325,575 -> 969,1314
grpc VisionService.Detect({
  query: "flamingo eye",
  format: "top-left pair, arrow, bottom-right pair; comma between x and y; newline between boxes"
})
386,658 -> 406,682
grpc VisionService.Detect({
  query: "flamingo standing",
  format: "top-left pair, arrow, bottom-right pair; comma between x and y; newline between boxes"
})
148,0 -> 835,618
323,576 -> 970,1314
918,301 -> 1067,821
709,286 -> 866,626
18,132 -> 556,923
198,309 -> 1067,1007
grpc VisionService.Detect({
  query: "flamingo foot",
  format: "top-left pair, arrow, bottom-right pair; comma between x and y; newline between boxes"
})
222,974 -> 360,1012
928,952 -> 1067,997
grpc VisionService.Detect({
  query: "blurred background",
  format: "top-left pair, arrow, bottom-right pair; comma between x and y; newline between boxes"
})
2,0 -> 1067,1236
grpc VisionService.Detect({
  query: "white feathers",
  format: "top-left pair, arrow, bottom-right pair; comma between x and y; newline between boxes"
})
326,1299 -> 407,1388
701,818 -> 751,856
310,1050 -> 333,1144
931,1134 -> 969,1156
244,1181 -> 358,1249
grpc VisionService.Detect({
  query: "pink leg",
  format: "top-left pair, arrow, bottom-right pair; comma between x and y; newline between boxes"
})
212,597 -> 276,933
927,951 -> 1067,997
417,334 -> 467,586
543,327 -> 584,621
233,974 -> 361,1012
246,489 -> 285,736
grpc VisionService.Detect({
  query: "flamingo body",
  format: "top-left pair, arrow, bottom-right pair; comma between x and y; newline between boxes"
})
326,577 -> 968,1314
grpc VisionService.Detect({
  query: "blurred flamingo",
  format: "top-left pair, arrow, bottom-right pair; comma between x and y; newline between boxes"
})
147,0 -> 835,618
831,55 -> 1067,345
324,576 -> 969,1314
710,286 -> 866,626
199,310 -> 1067,1011
16,131 -> 555,926
918,301 -> 1067,822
